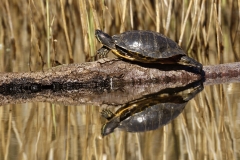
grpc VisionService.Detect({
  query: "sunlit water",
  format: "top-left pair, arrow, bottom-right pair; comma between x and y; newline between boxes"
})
1,82 -> 240,160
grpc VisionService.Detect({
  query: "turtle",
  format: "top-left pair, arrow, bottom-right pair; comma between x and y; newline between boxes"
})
95,29 -> 203,72
101,80 -> 203,136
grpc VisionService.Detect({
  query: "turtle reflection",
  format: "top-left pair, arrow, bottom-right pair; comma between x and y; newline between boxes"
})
101,80 -> 203,136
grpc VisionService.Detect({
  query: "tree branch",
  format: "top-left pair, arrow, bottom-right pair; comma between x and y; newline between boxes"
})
0,58 -> 240,106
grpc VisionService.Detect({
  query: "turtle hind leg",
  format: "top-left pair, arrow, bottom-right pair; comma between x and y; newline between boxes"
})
180,55 -> 203,72
101,109 -> 115,120
97,46 -> 110,58
182,82 -> 204,101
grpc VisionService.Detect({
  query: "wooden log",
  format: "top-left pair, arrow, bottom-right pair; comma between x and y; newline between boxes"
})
1,59 -> 240,106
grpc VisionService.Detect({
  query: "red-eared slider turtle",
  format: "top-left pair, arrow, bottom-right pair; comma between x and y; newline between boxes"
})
101,80 -> 203,136
95,30 -> 202,72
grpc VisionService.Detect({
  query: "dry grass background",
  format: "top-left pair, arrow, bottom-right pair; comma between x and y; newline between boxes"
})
0,0 -> 240,159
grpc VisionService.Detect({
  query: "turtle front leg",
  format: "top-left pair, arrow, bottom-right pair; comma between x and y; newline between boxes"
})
101,109 -> 115,120
97,46 -> 110,58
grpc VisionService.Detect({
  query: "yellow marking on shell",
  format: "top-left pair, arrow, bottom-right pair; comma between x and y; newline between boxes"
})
112,48 -> 160,63
111,49 -> 136,61
115,103 -> 138,116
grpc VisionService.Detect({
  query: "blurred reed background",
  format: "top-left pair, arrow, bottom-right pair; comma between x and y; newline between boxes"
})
0,0 -> 240,159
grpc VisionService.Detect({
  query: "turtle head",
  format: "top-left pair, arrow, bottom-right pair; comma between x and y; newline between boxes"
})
95,30 -> 115,49
101,118 -> 120,137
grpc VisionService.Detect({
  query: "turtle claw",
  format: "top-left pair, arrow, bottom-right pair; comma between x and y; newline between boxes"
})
101,109 -> 115,120
97,48 -> 109,58
97,46 -> 110,58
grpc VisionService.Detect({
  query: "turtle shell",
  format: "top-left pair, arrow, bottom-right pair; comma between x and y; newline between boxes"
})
117,103 -> 185,132
112,30 -> 186,62
101,95 -> 187,135
95,29 -> 203,71
101,81 -> 203,136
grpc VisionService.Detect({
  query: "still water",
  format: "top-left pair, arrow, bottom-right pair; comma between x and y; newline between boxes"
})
0,81 -> 240,160
1,0 -> 239,159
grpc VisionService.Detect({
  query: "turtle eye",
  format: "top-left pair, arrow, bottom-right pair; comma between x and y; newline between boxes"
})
95,29 -> 101,35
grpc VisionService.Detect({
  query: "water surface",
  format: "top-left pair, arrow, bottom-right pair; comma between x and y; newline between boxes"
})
0,82 -> 240,160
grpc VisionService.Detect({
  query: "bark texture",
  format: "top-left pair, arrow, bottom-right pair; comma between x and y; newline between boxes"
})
0,58 -> 201,86
203,62 -> 240,85
0,58 -> 240,106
